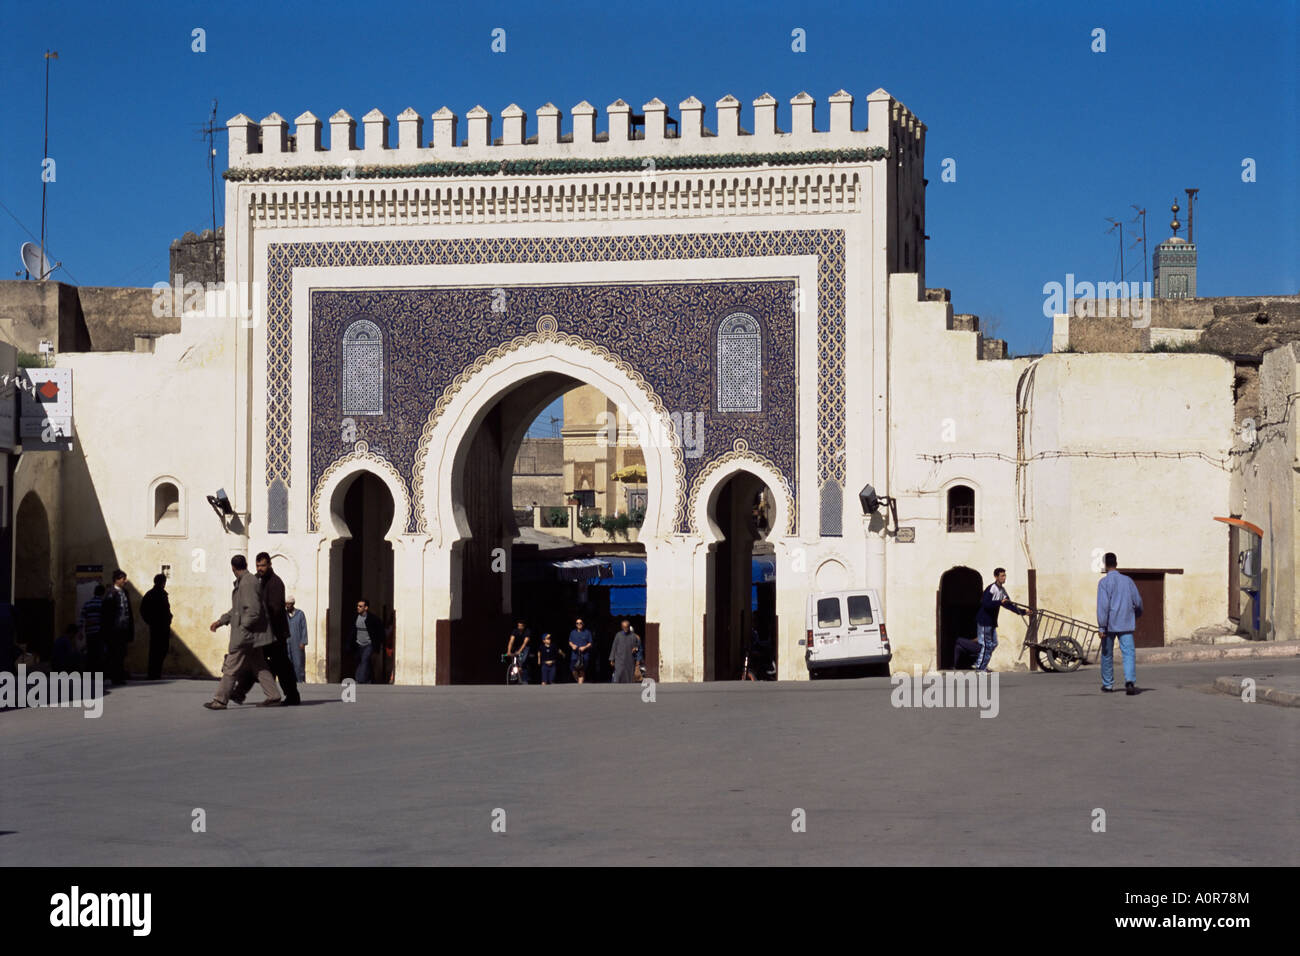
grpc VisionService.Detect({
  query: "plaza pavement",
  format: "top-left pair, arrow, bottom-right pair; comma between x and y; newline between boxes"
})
1,658 -> 1296,866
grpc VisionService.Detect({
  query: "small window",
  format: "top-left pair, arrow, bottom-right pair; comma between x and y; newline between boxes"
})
947,485 -> 975,533
816,597 -> 841,628
149,479 -> 184,536
847,595 -> 873,626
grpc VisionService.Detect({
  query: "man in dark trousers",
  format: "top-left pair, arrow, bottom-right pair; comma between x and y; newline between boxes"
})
139,573 -> 173,679
974,567 -> 1027,672
99,569 -> 134,685
231,553 -> 300,705
352,599 -> 386,684
505,619 -> 532,684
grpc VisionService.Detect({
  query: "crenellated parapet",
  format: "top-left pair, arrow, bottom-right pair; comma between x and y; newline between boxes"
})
225,89 -> 920,179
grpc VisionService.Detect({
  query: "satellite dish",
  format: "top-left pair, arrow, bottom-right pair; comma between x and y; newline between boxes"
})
20,242 -> 54,280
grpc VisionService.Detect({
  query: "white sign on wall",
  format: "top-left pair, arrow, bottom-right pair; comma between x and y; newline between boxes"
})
19,367 -> 74,451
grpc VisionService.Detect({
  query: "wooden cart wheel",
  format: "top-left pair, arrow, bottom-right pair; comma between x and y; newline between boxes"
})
1034,643 -> 1058,672
1049,637 -> 1084,672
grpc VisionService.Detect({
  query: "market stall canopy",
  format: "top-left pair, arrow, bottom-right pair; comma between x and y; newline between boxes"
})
551,558 -> 613,581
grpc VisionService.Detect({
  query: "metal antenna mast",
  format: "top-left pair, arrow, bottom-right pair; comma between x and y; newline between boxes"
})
40,50 -> 58,279
1105,217 -> 1125,281
1130,205 -> 1148,285
198,99 -> 227,276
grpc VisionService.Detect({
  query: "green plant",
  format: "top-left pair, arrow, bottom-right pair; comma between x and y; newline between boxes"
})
629,508 -> 646,529
16,351 -> 45,368
1148,340 -> 1204,353
577,511 -> 600,536
547,507 -> 568,529
600,514 -> 619,538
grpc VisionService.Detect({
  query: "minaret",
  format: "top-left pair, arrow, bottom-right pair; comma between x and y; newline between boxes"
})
1153,197 -> 1198,299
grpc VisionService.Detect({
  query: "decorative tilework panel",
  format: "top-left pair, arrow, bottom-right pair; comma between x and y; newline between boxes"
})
263,229 -> 847,533
309,281 -> 797,534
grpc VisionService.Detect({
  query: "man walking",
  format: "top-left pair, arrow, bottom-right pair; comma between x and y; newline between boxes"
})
139,573 -> 173,680
352,599 -> 385,684
568,617 -> 593,684
286,596 -> 308,683
205,555 -> 281,709
506,619 -> 532,684
244,554 -> 301,704
99,570 -> 134,685
609,619 -> 640,684
974,567 -> 1027,672
1097,552 -> 1143,695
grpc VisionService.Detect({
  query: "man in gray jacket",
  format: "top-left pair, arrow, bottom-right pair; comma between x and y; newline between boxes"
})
1096,552 -> 1143,696
204,555 -> 282,709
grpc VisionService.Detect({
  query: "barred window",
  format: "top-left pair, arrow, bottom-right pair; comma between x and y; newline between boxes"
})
342,319 -> 383,416
947,485 -> 975,532
716,312 -> 761,413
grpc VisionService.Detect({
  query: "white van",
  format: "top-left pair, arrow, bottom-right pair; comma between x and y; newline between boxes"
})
802,590 -> 891,677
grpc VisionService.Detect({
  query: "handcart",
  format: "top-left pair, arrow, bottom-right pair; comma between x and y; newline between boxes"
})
1017,607 -> 1100,672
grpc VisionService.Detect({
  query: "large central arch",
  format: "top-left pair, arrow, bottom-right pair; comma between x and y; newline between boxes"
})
415,322 -> 685,546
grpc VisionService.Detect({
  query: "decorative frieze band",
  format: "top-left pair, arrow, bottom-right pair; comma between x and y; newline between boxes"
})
246,169 -> 862,227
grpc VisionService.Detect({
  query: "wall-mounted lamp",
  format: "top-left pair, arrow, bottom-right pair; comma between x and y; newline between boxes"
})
859,483 -> 899,534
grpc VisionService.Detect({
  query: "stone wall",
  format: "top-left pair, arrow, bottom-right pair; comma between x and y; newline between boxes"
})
169,229 -> 224,286
0,280 -> 175,354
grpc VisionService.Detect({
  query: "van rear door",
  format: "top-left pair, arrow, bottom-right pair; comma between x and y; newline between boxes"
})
845,593 -> 882,653
812,595 -> 843,651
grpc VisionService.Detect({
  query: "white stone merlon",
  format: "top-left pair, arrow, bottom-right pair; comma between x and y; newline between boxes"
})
715,94 -> 740,139
829,89 -> 853,134
679,96 -> 704,140
260,113 -> 288,154
396,108 -> 423,152
329,110 -> 356,154
536,103 -> 561,144
363,109 -> 390,153
431,107 -> 457,151
295,111 -> 323,153
571,100 -> 596,144
466,105 -> 492,147
752,93 -> 778,139
642,98 -> 667,141
501,104 -> 526,146
790,91 -> 815,135
607,99 -> 631,143
226,114 -> 257,160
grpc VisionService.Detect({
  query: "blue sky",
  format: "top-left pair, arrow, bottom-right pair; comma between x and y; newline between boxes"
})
2,0 -> 1296,366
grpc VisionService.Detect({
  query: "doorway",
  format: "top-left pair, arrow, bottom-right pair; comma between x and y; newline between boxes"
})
331,472 -> 395,682
937,566 -> 983,669
1128,572 -> 1166,648
708,471 -> 776,680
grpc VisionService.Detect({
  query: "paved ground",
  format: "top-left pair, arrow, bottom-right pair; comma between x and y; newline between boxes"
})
2,658 -> 1296,866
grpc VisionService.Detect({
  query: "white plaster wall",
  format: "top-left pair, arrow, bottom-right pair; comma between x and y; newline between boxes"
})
58,296 -> 241,676
1025,353 -> 1234,643
886,274 -> 1028,672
